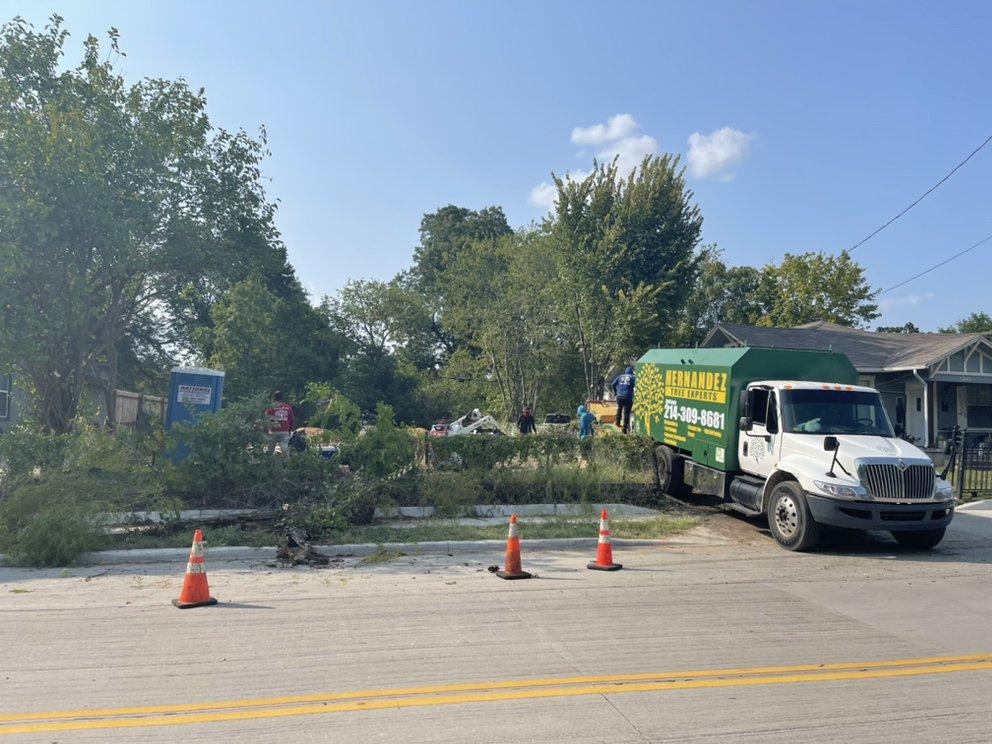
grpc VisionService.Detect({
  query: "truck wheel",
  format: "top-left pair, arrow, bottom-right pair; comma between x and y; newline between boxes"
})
655,445 -> 688,497
891,528 -> 946,550
766,481 -> 820,551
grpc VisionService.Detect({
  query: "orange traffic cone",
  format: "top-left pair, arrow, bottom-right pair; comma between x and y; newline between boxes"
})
172,529 -> 218,608
587,509 -> 622,571
497,514 -> 532,580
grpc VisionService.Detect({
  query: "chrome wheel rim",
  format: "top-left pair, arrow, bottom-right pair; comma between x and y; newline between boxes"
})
774,494 -> 799,538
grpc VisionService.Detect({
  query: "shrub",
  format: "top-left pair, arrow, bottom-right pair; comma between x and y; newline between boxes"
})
162,398 -> 340,508
0,475 -> 107,566
0,425 -> 67,486
338,403 -> 414,479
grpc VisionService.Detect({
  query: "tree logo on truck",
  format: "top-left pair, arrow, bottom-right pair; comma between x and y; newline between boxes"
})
634,364 -> 665,433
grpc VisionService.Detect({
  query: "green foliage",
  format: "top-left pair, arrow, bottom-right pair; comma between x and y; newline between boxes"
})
323,280 -> 422,421
337,403 -> 415,479
303,383 -> 362,440
0,484 -> 106,567
759,251 -> 878,327
939,312 -> 992,334
548,157 -> 703,396
0,17 -> 301,431
877,322 -> 922,334
163,399 -> 337,507
196,278 -> 284,400
412,205 -> 513,299
0,425 -> 67,484
672,246 -> 765,345
672,248 -> 880,343
192,277 -> 345,404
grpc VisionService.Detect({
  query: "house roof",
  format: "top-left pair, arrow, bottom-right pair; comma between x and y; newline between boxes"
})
702,321 -> 989,371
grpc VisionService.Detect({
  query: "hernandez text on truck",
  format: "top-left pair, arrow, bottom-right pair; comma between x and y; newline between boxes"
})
633,347 -> 954,551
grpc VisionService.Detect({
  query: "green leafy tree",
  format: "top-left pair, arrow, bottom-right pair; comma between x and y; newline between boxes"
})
323,280 -> 420,420
757,251 -> 878,328
194,277 -> 344,401
547,156 -> 703,395
197,278 -> 283,399
0,17 -> 291,431
412,205 -> 512,296
441,230 -> 576,417
672,247 -> 765,345
939,312 -> 992,334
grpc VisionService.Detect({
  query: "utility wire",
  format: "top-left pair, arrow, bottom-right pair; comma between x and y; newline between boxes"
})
847,134 -> 992,253
875,232 -> 992,295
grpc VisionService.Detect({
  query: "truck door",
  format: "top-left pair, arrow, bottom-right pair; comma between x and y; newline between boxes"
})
739,386 -> 779,479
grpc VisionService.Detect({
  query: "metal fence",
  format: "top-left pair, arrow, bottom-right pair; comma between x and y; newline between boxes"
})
944,430 -> 992,500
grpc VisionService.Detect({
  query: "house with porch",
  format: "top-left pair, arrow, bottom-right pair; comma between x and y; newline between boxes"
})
702,321 -> 992,451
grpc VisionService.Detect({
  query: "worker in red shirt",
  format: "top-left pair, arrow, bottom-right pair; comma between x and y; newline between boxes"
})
265,390 -> 296,455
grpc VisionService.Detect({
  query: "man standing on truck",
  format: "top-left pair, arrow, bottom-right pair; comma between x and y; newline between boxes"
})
611,366 -> 636,434
265,390 -> 296,455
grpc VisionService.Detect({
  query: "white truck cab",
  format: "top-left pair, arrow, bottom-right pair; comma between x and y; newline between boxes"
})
737,380 -> 954,549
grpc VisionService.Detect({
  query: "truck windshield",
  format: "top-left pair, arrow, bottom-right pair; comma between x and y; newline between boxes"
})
781,389 -> 895,437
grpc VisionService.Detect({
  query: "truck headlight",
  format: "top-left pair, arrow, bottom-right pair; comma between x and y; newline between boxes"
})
934,479 -> 954,500
813,480 -> 869,500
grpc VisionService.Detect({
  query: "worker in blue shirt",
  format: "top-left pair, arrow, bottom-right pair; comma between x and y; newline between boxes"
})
577,404 -> 598,440
611,366 -> 636,434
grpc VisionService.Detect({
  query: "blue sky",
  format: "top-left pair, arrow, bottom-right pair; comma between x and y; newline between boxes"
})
5,1 -> 991,329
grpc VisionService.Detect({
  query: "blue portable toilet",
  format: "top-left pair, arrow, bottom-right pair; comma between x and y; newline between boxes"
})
165,367 -> 225,429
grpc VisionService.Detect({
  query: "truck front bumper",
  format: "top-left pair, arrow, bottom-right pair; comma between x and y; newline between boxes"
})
805,493 -> 954,531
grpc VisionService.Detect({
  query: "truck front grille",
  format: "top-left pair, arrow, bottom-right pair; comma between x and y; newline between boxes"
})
858,463 -> 934,500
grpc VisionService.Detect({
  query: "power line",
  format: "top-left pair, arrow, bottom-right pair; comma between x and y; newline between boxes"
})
847,134 -> 992,253
875,232 -> 992,295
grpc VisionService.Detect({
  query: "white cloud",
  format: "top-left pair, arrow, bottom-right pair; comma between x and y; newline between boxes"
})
528,169 -> 592,209
686,127 -> 753,179
571,114 -> 638,146
528,181 -> 558,210
597,134 -> 659,175
878,291 -> 935,312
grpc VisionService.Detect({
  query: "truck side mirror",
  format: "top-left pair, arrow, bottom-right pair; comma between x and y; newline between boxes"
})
823,435 -> 839,452
739,416 -> 753,432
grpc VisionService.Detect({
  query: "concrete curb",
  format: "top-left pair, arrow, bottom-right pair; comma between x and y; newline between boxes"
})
55,536 -> 706,567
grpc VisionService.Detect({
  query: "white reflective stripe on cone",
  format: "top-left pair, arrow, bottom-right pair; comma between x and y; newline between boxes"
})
599,533 -> 611,544
508,522 -> 519,538
186,563 -> 204,574
190,541 -> 205,557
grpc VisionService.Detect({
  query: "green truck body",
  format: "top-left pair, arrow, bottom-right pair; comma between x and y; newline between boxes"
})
633,347 -> 858,472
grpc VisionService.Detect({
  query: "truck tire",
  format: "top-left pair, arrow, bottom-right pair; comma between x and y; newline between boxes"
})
891,528 -> 946,550
766,480 -> 820,551
655,445 -> 688,497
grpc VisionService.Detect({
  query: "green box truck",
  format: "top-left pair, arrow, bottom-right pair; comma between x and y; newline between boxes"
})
634,347 -> 954,551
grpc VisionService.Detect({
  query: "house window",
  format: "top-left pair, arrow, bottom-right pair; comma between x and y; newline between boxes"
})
966,385 -> 992,428
0,375 -> 9,421
949,351 -> 966,372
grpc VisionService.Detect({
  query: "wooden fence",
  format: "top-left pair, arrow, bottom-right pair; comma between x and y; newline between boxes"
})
113,389 -> 166,428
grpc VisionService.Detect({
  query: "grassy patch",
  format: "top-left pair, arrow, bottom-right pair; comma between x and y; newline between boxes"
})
101,514 -> 697,550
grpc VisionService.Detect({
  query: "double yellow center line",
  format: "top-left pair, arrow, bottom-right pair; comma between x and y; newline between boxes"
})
2,653 -> 990,735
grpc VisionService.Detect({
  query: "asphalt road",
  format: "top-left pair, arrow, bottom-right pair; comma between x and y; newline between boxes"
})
1,503 -> 991,743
